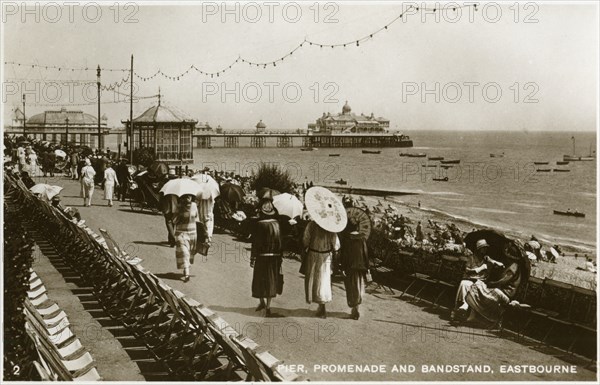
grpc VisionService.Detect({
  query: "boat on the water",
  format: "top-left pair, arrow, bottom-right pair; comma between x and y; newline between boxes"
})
563,155 -> 594,161
553,169 -> 570,172
553,210 -> 585,218
441,165 -> 453,169
490,153 -> 505,158
428,156 -> 444,161
536,169 -> 551,172
363,150 -> 381,154
300,147 -> 314,151
556,161 -> 569,165
432,177 -> 449,182
407,153 -> 426,158
440,160 -> 460,164
563,136 -> 595,161
533,161 -> 549,165
422,165 -> 437,168
335,179 -> 348,185
329,154 -> 340,157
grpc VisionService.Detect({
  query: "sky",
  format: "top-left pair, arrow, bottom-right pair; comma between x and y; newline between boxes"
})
2,1 -> 598,131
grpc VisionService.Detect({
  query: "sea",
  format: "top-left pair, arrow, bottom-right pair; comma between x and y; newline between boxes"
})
185,130 -> 597,252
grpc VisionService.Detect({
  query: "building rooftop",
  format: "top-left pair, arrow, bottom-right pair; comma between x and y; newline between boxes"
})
27,107 -> 104,126
129,104 -> 197,124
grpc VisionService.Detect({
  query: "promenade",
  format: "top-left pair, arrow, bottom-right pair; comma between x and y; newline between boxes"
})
43,176 -> 596,381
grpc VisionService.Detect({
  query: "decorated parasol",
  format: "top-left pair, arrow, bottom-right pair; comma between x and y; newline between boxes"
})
304,186 -> 347,233
345,206 -> 372,239
273,193 -> 303,219
159,178 -> 202,198
191,173 -> 220,200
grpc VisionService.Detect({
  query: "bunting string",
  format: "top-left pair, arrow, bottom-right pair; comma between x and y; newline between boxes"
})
6,3 -> 478,82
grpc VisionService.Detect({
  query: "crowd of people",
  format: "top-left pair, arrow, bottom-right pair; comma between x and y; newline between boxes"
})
4,134 -> 594,325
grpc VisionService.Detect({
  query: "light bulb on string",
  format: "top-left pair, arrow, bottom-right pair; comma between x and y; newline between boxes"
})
356,40 -> 359,47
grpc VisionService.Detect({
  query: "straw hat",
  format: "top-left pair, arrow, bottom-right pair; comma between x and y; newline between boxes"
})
476,239 -> 489,250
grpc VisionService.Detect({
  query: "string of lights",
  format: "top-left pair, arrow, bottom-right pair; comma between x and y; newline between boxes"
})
133,3 -> 478,81
3,61 -> 128,72
6,3 -> 478,83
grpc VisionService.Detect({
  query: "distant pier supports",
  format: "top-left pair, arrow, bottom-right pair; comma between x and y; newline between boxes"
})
196,136 -> 211,148
277,137 -> 293,148
224,136 -> 239,148
250,136 -> 267,148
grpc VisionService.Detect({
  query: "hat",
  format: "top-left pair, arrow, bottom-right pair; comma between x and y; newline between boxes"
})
259,200 -> 277,217
476,239 -> 489,250
202,166 -> 210,172
51,195 -> 61,202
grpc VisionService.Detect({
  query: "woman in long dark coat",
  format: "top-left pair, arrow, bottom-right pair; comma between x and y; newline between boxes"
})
340,221 -> 370,320
251,200 -> 283,317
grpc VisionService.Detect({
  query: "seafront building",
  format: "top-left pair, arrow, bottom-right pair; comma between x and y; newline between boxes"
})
308,101 -> 390,134
5,106 -> 108,147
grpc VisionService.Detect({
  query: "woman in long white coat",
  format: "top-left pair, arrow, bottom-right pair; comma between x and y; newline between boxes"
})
80,158 -> 96,207
303,220 -> 340,318
103,163 -> 119,207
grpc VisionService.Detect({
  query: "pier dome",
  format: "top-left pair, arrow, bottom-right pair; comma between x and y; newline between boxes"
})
256,119 -> 266,133
342,101 -> 352,114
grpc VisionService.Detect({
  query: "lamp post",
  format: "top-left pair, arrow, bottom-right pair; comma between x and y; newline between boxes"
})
22,94 -> 26,136
65,117 -> 70,144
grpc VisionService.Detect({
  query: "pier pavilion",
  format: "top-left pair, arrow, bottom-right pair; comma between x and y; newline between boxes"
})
5,106 -> 108,147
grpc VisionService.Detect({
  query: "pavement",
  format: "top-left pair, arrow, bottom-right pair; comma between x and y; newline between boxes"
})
36,174 -> 597,381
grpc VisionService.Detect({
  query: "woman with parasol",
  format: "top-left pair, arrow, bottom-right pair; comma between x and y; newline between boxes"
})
339,215 -> 370,320
303,187 -> 347,319
173,194 -> 199,282
160,178 -> 204,282
250,200 -> 283,317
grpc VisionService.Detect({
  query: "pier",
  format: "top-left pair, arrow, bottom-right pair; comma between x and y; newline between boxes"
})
194,132 -> 413,149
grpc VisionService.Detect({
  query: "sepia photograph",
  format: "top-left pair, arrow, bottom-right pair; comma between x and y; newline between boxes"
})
1,1 -> 598,382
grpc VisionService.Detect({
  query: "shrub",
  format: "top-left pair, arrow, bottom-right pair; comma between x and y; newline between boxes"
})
132,147 -> 156,167
250,162 -> 296,194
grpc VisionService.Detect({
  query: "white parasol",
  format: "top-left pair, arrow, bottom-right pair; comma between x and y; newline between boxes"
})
159,178 -> 202,198
191,173 -> 220,200
30,184 -> 63,200
304,186 -> 347,233
273,193 -> 303,219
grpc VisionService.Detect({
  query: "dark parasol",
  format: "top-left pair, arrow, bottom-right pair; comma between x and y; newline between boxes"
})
220,183 -> 245,206
148,161 -> 169,178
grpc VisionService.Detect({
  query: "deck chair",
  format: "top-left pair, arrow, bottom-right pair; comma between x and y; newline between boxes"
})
231,336 -> 271,381
205,323 -> 248,381
99,228 -> 143,265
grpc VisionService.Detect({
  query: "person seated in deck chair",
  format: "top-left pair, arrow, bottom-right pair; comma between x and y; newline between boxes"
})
451,239 -> 504,322
51,196 -> 81,222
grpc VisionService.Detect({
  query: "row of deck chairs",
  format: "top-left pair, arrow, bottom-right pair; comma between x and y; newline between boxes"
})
362,235 -> 597,362
25,271 -> 102,381
502,276 -> 597,360
4,172 -> 299,382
